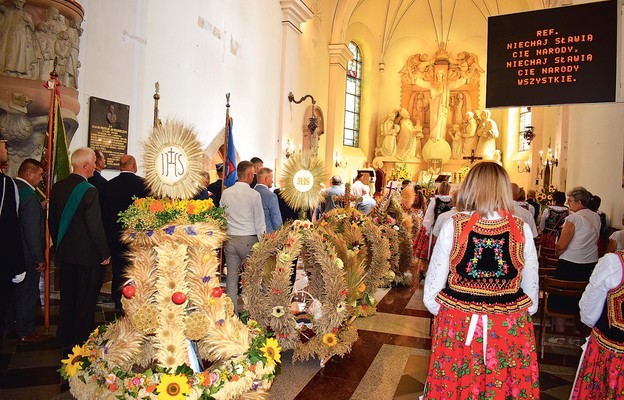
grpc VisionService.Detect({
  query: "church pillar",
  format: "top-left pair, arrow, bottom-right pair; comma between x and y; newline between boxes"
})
277,1 -> 313,174
324,43 -> 354,177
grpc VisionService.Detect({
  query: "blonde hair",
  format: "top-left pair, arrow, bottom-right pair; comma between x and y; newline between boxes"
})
456,162 -> 514,215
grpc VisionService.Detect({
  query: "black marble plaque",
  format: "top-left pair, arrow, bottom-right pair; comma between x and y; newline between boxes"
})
87,97 -> 129,169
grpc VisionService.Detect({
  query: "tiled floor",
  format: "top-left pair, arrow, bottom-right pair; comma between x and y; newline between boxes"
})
0,274 -> 582,399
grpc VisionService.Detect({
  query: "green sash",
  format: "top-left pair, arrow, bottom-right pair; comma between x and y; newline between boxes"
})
18,186 -> 36,201
57,181 -> 93,246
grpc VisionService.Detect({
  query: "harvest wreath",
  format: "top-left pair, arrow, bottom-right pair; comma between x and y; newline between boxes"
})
60,119 -> 281,399
241,220 -> 358,363
316,208 -> 391,317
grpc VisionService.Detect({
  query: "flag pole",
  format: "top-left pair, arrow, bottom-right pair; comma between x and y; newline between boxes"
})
219,93 -> 231,278
42,60 -> 59,331
153,82 -> 160,128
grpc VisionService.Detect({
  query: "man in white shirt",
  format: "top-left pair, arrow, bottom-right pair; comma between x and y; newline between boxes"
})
220,160 -> 266,313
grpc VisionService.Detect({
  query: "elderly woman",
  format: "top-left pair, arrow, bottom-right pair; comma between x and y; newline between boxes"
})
555,187 -> 601,280
571,251 -> 624,398
423,162 -> 539,399
550,186 -> 601,332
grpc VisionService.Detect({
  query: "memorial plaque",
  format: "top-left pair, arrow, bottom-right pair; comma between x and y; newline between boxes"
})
88,97 -> 130,169
486,0 -> 618,108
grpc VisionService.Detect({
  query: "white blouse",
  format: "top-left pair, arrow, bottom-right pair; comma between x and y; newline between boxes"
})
423,211 -> 540,316
559,208 -> 601,264
579,253 -> 623,328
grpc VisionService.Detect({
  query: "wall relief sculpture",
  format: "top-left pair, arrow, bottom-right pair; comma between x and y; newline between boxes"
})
0,1 -> 83,174
397,45 -> 486,163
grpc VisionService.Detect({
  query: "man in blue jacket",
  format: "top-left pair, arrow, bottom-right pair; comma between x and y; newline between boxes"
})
254,167 -> 282,233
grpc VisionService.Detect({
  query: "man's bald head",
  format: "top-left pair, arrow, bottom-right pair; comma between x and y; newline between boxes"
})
119,155 -> 137,172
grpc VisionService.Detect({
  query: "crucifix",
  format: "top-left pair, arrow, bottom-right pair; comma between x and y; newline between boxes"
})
385,181 -> 399,199
463,150 -> 482,165
336,182 -> 354,209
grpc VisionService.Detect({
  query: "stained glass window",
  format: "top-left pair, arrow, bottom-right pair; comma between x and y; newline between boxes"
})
518,106 -> 532,152
344,42 -> 362,147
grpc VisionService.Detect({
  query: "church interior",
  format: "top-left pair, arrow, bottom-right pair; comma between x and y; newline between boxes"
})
0,0 -> 623,399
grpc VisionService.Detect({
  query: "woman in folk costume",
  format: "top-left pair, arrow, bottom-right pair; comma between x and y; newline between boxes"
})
401,184 -> 427,241
571,250 -> 624,399
414,181 -> 452,260
423,162 -> 540,399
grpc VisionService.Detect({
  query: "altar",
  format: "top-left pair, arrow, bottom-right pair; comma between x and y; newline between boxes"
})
372,45 -> 501,188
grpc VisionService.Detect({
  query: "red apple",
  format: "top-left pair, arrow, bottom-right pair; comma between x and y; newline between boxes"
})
122,285 -> 135,299
211,287 -> 223,298
172,291 -> 187,304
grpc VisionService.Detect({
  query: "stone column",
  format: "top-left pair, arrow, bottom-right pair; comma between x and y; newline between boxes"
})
324,43 -> 353,176
277,1 -> 313,175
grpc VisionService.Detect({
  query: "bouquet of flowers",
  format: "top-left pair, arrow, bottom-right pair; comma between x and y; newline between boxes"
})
389,163 -> 412,182
536,184 -> 558,208
60,322 -> 280,400
118,196 -> 226,231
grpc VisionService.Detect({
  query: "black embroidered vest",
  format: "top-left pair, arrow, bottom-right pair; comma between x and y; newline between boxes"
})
436,213 -> 532,314
433,197 -> 452,221
543,207 -> 569,235
592,252 -> 624,353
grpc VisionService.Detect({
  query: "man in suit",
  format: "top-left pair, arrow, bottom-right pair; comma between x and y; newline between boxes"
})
103,155 -> 149,312
88,149 -> 107,206
14,159 -> 48,343
49,147 -> 110,349
0,139 -> 26,341
207,163 -> 224,206
194,171 -> 215,202
254,167 -> 282,233
249,157 -> 263,188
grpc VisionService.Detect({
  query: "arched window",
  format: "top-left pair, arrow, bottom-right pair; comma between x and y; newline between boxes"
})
343,42 -> 362,147
518,106 -> 532,151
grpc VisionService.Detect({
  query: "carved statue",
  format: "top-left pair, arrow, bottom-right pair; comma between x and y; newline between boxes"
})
0,93 -> 37,176
462,111 -> 478,157
65,18 -> 82,89
415,70 -> 467,143
475,110 -> 499,160
34,21 -> 54,80
399,53 -> 432,84
451,92 -> 465,125
406,123 -> 424,159
301,105 -> 324,159
0,0 -> 35,78
378,111 -> 399,157
396,108 -> 415,159
450,124 -> 463,159
45,7 -> 66,36
54,30 -> 70,86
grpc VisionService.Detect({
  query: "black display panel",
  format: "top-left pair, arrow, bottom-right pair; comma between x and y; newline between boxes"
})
486,0 -> 618,108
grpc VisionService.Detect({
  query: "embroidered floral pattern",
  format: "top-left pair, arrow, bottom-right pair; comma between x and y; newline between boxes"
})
424,307 -> 539,399
465,237 -> 509,278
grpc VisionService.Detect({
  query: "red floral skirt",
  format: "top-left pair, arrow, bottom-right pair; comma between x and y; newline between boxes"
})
571,331 -> 624,399
423,306 -> 540,400
414,226 -> 434,260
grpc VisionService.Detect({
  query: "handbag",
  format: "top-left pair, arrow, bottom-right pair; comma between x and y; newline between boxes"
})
539,211 -> 567,249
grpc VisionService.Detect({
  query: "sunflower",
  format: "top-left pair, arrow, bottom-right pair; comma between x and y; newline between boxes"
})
322,332 -> 338,347
259,337 -> 282,367
156,374 -> 190,400
61,345 -> 87,377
